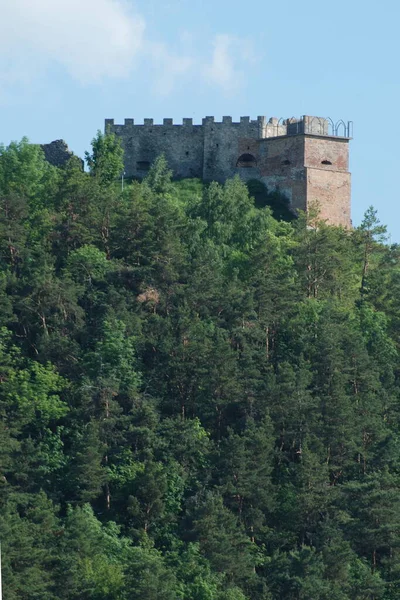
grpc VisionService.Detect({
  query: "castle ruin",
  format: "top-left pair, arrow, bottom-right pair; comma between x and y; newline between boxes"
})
105,115 -> 352,227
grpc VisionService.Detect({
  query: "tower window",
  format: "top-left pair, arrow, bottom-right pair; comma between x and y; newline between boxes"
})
321,160 -> 332,165
236,153 -> 257,168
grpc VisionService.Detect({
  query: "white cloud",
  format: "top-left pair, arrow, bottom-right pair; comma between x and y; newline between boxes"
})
203,34 -> 255,93
0,0 -> 145,84
148,42 -> 193,96
0,0 -> 256,99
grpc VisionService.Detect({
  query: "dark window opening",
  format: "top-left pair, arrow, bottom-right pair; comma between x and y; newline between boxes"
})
236,153 -> 257,168
282,159 -> 291,166
216,143 -> 219,148
185,151 -> 189,156
321,159 -> 332,165
247,146 -> 250,150
137,161 -> 150,171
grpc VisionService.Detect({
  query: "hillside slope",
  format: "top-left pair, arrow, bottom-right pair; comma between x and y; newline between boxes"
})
0,137 -> 399,599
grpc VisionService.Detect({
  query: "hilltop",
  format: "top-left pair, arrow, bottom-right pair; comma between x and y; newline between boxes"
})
0,135 -> 398,600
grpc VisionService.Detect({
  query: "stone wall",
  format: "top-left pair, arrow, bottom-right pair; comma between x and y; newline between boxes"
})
40,140 -> 76,168
105,116 -> 268,182
106,119 -> 204,179
201,116 -> 264,182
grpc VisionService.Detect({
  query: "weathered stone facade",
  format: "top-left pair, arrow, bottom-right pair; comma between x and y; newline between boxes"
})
105,115 -> 352,227
40,140 -> 76,167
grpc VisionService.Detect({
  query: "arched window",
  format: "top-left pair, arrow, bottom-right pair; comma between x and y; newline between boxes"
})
321,159 -> 332,165
236,153 -> 257,168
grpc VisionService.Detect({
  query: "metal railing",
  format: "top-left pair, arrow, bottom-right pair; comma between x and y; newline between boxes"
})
270,116 -> 353,138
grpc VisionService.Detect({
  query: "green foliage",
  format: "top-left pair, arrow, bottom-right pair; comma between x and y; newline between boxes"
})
0,327 -> 68,428
0,138 -> 58,207
66,245 -> 111,283
145,154 -> 173,195
124,539 -> 179,599
246,178 -> 295,222
85,131 -> 124,185
0,143 -> 399,599
59,504 -> 131,599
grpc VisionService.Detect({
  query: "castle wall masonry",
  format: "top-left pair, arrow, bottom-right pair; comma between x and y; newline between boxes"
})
105,115 -> 352,227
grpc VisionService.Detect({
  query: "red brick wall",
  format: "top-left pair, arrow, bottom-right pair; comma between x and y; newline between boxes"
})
257,135 -> 351,227
304,136 -> 349,171
306,168 -> 351,227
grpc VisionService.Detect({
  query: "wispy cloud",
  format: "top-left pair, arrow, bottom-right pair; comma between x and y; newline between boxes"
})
147,42 -> 193,96
203,34 -> 255,93
0,0 -> 256,99
0,0 -> 145,84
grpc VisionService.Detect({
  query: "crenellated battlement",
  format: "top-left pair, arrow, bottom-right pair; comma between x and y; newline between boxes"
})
104,114 -> 352,227
105,115 -> 352,140
106,116 -> 266,127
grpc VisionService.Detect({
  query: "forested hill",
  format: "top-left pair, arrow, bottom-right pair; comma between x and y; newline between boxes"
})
0,133 -> 400,600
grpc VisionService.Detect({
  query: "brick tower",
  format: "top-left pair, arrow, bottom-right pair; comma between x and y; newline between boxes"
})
256,117 -> 351,227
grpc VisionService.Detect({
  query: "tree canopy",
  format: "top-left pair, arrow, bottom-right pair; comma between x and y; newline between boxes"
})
0,135 -> 399,599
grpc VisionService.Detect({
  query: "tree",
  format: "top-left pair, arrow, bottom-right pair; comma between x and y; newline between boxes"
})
57,504 -> 130,600
0,138 -> 58,208
0,492 -> 60,600
85,131 -> 124,186
145,154 -> 173,195
216,418 -> 275,543
190,492 -> 256,583
356,206 -> 387,296
124,538 -> 179,600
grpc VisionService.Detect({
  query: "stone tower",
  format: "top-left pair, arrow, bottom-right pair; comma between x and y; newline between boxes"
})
105,115 -> 352,227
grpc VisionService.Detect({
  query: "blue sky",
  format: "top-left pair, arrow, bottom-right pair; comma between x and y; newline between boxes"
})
1,0 -> 398,239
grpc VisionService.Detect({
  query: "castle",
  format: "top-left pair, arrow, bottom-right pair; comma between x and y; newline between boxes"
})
105,115 -> 352,227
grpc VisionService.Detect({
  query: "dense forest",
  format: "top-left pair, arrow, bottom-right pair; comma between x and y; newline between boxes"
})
0,132 -> 399,600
